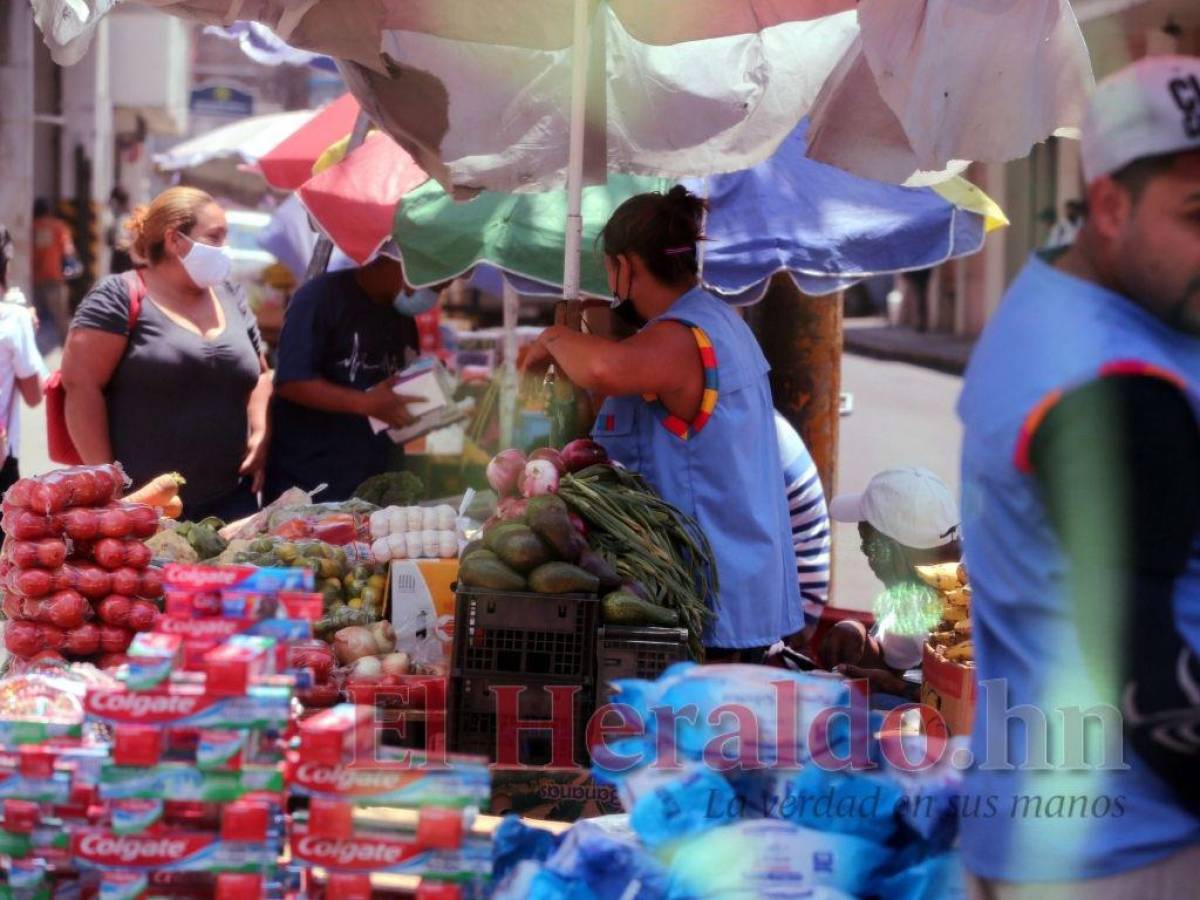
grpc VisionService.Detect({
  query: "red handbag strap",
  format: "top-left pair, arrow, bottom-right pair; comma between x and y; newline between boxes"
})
121,270 -> 145,333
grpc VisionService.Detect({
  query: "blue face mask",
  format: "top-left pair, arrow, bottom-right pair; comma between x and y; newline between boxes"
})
393,287 -> 439,316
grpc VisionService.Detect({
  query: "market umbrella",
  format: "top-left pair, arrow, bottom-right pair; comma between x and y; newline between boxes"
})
390,118 -> 1007,302
153,109 -> 314,202
296,131 -> 430,265
255,93 -> 362,192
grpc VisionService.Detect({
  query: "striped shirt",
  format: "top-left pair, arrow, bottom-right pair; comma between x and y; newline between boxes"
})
774,413 -> 831,629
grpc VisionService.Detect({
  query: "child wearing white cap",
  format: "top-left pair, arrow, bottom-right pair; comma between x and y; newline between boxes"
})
819,467 -> 961,700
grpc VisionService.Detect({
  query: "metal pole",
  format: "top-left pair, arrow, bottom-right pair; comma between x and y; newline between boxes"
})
561,0 -> 591,302
500,280 -> 520,448
303,109 -> 373,282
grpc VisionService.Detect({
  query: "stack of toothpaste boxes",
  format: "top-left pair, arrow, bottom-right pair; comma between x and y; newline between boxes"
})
288,704 -> 492,899
74,563 -> 321,899
0,563 -> 494,899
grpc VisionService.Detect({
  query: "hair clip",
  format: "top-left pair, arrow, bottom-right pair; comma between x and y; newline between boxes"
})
663,246 -> 694,255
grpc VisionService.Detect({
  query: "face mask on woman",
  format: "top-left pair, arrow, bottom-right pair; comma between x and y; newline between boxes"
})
180,235 -> 232,289
394,286 -> 439,316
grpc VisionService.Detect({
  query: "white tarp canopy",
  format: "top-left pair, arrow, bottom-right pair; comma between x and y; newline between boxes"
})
33,0 -> 1094,195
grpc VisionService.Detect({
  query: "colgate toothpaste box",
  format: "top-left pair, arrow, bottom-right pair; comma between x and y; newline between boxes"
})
163,564 -> 314,595
289,828 -> 490,878
204,636 -> 276,697
284,752 -> 490,810
123,633 -> 182,691
112,727 -> 163,768
99,762 -> 284,803
298,705 -> 375,767
71,828 -> 219,872
156,616 -> 313,671
84,684 -> 291,731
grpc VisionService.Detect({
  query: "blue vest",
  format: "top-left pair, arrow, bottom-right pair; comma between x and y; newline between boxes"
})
957,254 -> 1200,881
592,287 -> 803,648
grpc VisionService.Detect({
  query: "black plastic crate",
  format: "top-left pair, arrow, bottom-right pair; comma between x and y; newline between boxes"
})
452,585 -> 600,679
596,626 -> 691,701
449,673 -> 593,767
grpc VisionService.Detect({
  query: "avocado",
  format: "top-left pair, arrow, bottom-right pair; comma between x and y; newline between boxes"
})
460,548 -> 499,567
494,529 -> 552,573
601,591 -> 680,627
459,555 -> 527,591
527,562 -> 600,595
459,539 -> 485,560
526,495 -> 577,561
483,522 -> 531,553
576,548 -> 622,591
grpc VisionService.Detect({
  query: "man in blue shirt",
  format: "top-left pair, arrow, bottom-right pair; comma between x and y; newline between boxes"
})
958,56 -> 1200,894
266,251 -> 421,502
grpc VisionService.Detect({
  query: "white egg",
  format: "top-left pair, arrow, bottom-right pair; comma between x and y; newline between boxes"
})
371,537 -> 392,564
386,506 -> 407,535
436,505 -> 457,531
437,531 -> 458,559
406,506 -> 424,532
421,506 -> 439,531
405,532 -> 424,559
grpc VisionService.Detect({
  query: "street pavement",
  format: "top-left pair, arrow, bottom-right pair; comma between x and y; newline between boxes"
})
833,353 -> 964,613
16,348 -> 963,616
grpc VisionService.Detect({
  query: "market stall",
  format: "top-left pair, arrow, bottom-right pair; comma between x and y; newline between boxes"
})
0,415 -> 977,896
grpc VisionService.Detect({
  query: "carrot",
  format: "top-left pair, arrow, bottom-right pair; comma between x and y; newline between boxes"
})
125,473 -> 185,509
162,496 -> 184,520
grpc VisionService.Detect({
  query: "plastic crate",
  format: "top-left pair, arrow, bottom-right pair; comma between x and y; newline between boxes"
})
452,586 -> 600,680
596,626 -> 691,701
449,673 -> 593,767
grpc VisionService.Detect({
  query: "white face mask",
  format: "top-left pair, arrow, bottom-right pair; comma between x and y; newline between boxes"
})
180,235 -> 232,289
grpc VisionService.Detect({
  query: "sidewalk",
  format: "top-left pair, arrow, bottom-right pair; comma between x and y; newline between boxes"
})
842,317 -> 975,376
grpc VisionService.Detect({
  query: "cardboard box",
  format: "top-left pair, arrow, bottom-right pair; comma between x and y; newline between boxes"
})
921,642 -> 976,736
387,559 -> 458,669
488,768 -> 622,822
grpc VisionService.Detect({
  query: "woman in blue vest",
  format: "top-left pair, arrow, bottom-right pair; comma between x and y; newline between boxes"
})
521,187 -> 801,661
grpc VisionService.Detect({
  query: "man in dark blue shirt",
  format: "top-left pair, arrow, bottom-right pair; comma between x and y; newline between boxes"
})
266,254 -> 421,501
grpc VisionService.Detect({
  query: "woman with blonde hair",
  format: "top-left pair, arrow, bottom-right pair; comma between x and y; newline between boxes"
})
61,187 -> 271,521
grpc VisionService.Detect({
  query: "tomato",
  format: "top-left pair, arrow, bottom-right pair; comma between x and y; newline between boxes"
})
127,601 -> 157,632
92,539 -> 127,570
4,620 -> 43,659
6,542 -> 39,569
97,653 -> 129,670
2,594 -> 23,620
64,623 -> 100,656
296,681 -> 341,708
42,590 -> 88,630
99,625 -> 133,654
13,569 -> 53,599
35,540 -> 68,570
4,512 -> 54,541
70,470 -> 102,507
98,509 -> 133,540
96,595 -> 132,627
124,543 -> 152,571
40,624 -> 65,651
110,568 -> 141,597
137,568 -> 163,599
122,504 -> 158,539
71,565 -> 111,599
4,479 -> 32,509
61,509 -> 101,541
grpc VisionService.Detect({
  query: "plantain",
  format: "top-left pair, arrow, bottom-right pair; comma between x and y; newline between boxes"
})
915,562 -> 965,592
946,641 -> 974,664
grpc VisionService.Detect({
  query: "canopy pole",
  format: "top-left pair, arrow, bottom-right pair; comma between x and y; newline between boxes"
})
500,280 -> 520,448
303,109 -> 373,282
561,0 -> 591,303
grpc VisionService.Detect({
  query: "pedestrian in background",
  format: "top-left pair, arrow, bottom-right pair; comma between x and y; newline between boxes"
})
0,226 -> 48,497
107,187 -> 135,275
61,186 -> 271,522
30,198 -> 77,344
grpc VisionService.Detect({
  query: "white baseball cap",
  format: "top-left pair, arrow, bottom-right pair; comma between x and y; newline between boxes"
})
1081,55 -> 1200,184
829,467 -> 959,550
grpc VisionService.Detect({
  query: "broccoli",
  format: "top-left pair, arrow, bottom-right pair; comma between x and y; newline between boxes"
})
352,471 -> 425,507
